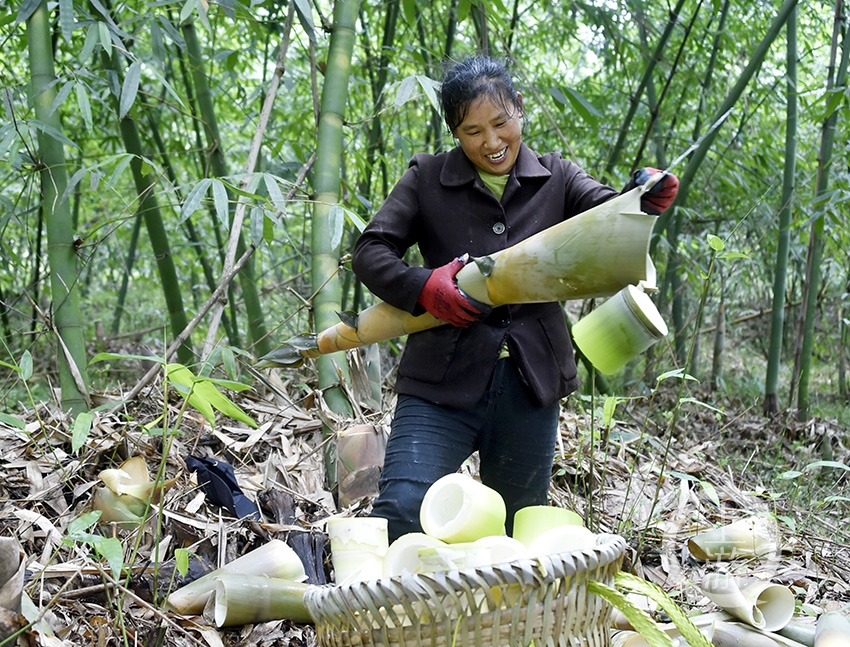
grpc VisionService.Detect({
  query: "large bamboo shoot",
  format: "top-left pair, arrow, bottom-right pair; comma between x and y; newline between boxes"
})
259,189 -> 657,368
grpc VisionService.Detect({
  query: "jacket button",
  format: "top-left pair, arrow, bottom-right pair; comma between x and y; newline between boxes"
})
492,222 -> 506,234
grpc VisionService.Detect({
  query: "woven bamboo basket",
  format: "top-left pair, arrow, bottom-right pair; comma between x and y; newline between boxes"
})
304,533 -> 626,647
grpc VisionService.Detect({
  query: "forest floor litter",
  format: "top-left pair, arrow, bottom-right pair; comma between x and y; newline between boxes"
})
0,365 -> 848,647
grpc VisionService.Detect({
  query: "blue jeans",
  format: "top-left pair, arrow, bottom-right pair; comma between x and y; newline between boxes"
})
371,358 -> 560,542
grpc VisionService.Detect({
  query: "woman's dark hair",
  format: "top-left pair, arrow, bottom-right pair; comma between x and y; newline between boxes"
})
440,56 -> 521,132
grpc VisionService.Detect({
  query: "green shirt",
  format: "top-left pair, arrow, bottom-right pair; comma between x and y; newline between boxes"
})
477,169 -> 510,201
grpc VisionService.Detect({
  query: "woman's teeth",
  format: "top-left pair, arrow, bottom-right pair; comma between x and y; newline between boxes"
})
487,148 -> 507,161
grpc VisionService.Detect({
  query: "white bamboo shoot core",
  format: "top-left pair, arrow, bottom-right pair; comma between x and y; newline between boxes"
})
419,473 -> 506,543
327,516 -> 388,585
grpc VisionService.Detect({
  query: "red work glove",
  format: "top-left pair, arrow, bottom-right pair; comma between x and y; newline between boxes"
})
634,167 -> 679,215
417,257 -> 481,327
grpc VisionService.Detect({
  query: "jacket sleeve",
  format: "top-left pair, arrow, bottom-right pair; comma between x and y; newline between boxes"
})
559,157 -> 621,216
351,158 -> 432,314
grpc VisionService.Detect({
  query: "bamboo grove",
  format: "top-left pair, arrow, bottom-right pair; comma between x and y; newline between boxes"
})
0,0 -> 847,423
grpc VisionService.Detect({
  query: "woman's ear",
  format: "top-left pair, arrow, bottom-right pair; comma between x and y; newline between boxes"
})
516,92 -> 524,117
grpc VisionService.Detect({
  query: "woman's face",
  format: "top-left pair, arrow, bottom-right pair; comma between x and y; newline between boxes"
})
453,93 -> 523,176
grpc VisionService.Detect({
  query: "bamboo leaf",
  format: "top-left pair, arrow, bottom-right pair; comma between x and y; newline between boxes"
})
417,75 -> 440,113
401,0 -> 416,25
586,580 -> 674,647
180,0 -> 197,25
823,88 -> 844,121
30,119 -> 80,150
550,86 -> 602,126
58,0 -> 76,40
679,397 -> 725,414
0,412 -> 25,429
180,178 -> 212,223
75,82 -> 93,131
175,548 -> 190,577
805,460 -> 850,472
71,411 -> 94,453
329,205 -> 344,251
615,572 -> 713,647
67,511 -> 101,539
211,178 -> 230,226
119,60 -> 142,118
343,206 -> 367,233
602,396 -> 618,428
106,154 -> 134,188
80,22 -> 99,64
20,350 -> 33,381
166,363 -> 215,426
250,206 -> 264,246
263,211 -> 275,243
293,0 -> 316,43
16,0 -> 41,24
706,233 -> 724,251
98,21 -> 112,55
191,378 -> 257,428
656,368 -> 697,383
263,173 -> 287,214
49,80 -> 74,119
395,75 -> 418,108
700,480 -> 721,506
95,536 -> 125,579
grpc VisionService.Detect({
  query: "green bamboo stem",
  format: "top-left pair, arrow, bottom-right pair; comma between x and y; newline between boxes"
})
311,0 -> 362,483
794,1 -> 848,420
764,5 -> 798,416
106,51 -> 195,365
182,21 -> 272,358
27,0 -> 91,414
651,0 -> 800,250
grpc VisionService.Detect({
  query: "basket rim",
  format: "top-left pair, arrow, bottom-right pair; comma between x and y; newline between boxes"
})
305,532 -> 626,602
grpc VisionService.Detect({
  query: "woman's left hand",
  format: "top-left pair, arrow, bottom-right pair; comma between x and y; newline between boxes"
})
634,167 -> 679,214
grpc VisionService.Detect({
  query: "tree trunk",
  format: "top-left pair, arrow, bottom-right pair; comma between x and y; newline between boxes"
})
312,0 -> 362,485
794,0 -> 848,420
764,7 -> 798,417
27,0 -> 90,415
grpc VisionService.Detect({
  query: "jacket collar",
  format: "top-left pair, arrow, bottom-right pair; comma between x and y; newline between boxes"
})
440,142 -> 551,187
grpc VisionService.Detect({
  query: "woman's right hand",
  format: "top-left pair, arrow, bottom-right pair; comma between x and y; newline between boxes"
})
417,257 -> 482,327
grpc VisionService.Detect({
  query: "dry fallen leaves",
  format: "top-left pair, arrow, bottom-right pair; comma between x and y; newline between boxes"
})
0,371 -> 848,646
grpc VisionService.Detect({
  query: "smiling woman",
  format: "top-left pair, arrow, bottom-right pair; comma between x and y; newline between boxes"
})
350,55 -> 679,543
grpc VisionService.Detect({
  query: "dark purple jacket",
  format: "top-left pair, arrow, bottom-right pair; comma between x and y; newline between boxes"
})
351,143 -> 620,409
